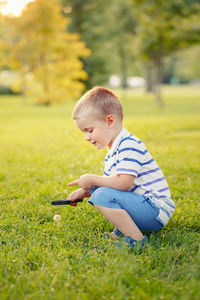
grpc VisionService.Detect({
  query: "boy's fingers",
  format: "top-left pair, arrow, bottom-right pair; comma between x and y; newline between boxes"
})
70,202 -> 78,206
67,179 -> 79,186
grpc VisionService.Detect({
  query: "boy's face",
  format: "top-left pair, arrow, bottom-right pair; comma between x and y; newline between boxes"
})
75,115 -> 116,149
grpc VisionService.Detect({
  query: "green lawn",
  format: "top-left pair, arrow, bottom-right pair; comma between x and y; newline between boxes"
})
0,86 -> 200,300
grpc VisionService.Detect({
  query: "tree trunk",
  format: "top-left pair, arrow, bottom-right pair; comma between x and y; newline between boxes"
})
41,54 -> 51,105
119,45 -> 128,89
21,73 -> 27,105
154,49 -> 164,108
145,63 -> 153,93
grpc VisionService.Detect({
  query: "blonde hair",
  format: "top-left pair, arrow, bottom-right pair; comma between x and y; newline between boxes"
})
72,86 -> 123,122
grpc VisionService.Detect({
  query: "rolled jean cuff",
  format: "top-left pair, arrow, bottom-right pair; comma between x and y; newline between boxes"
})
89,186 -> 99,194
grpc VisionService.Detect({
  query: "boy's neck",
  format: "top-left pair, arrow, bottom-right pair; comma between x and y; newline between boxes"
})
108,124 -> 123,149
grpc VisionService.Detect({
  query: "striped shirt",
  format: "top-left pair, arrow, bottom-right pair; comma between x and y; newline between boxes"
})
104,128 -> 175,226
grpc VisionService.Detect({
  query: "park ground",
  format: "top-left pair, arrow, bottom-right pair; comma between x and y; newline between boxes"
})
0,85 -> 199,299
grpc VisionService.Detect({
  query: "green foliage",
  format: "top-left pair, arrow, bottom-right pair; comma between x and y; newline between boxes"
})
0,86 -> 200,299
1,0 -> 200,103
62,0 -> 112,88
0,14 -> 10,70
133,0 -> 200,57
62,0 -> 137,88
8,0 -> 90,105
173,45 -> 200,82
101,0 -> 137,88
132,0 -> 200,105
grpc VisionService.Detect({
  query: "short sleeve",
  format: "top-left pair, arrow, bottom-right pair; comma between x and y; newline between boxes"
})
114,139 -> 146,177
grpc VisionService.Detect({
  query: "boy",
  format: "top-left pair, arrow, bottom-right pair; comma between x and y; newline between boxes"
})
67,86 -> 175,248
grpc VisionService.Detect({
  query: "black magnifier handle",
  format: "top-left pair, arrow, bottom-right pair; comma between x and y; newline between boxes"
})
51,199 -> 83,205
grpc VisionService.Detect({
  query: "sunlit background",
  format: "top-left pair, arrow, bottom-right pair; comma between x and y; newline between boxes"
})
0,0 -> 200,106
0,0 -> 34,16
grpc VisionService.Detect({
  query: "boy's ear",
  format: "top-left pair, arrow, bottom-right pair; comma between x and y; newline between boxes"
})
105,115 -> 115,127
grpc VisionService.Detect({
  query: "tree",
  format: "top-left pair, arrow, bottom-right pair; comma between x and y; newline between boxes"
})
62,0 -> 137,89
9,0 -> 90,104
172,45 -> 200,82
133,0 -> 200,107
102,0 -> 137,88
61,0 -> 111,88
0,12 -> 9,71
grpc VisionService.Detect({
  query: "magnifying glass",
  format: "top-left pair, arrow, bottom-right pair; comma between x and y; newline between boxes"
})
51,199 -> 83,205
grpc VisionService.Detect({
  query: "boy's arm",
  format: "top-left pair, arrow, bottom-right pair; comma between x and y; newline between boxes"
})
68,174 -> 135,191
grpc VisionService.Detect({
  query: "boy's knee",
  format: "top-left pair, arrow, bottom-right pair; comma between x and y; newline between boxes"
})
89,186 -> 122,210
92,186 -> 113,200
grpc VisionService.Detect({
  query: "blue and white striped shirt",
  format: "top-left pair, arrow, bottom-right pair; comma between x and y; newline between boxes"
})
104,128 -> 175,226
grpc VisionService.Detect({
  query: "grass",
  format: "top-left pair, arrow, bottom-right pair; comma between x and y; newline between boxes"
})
0,85 -> 200,300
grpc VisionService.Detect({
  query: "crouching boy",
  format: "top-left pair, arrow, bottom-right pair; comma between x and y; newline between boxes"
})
68,87 -> 175,248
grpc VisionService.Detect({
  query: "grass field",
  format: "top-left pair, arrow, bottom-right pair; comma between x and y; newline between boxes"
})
0,86 -> 200,300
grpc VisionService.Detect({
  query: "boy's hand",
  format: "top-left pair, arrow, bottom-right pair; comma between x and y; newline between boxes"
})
67,188 -> 91,206
68,174 -> 95,190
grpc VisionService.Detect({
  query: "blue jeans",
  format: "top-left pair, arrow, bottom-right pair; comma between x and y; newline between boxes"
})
89,187 -> 163,232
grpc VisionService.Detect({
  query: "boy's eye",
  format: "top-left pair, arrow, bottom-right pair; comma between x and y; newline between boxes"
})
86,128 -> 93,133
83,128 -> 93,134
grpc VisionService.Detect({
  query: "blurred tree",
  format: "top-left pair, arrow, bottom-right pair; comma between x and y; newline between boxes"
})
103,0 -> 137,88
9,0 -> 90,104
173,45 -> 200,82
133,0 -> 200,107
62,0 -> 112,88
0,12 -> 9,70
62,0 -> 137,88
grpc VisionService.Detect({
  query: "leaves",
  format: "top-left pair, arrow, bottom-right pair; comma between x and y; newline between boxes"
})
8,0 -> 90,104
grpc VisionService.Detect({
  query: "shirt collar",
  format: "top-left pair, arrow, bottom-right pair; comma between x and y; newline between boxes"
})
108,127 -> 128,155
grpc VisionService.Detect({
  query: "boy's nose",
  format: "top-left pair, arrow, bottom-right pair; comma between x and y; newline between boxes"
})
85,133 -> 90,141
